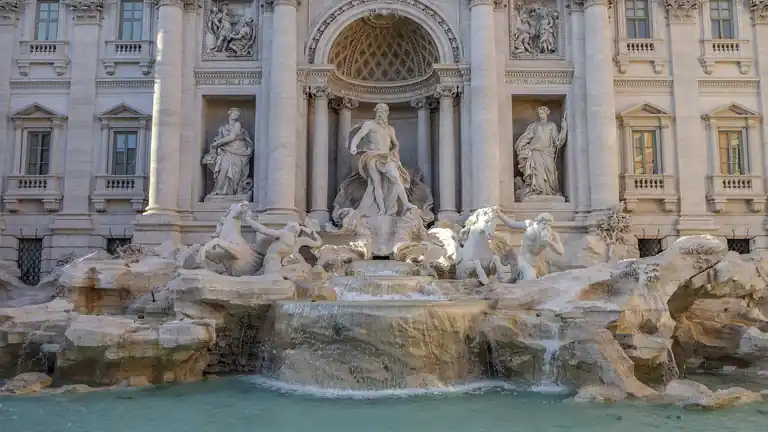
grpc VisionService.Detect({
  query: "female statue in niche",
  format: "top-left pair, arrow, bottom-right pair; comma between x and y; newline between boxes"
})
514,106 -> 567,198
202,107 -> 254,198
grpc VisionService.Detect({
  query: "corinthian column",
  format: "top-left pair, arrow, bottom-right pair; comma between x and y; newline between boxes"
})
583,0 -> 619,214
0,3 -> 19,236
468,0 -> 501,209
309,86 -> 331,223
751,1 -> 768,201
410,97 -> 435,188
264,0 -> 300,219
332,97 -> 359,186
436,85 -> 460,219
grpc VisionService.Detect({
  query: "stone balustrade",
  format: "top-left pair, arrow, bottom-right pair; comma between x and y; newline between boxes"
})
16,40 -> 69,76
3,174 -> 63,212
91,174 -> 148,213
700,39 -> 752,74
706,174 -> 766,213
614,38 -> 665,74
102,40 -> 154,76
620,174 -> 678,212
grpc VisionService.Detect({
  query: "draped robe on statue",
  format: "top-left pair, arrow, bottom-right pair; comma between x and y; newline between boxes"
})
515,120 -> 565,197
203,121 -> 253,196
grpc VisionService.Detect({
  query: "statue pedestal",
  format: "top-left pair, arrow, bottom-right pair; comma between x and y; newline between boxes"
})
367,215 -> 398,256
522,194 -> 566,203
203,194 -> 251,204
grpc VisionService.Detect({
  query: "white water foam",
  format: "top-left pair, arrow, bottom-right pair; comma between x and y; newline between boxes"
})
334,291 -> 448,301
244,376 -> 518,399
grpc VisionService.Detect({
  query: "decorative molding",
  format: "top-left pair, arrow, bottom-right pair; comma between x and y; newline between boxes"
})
494,0 -> 509,9
9,80 -> 71,89
434,84 -> 460,99
306,0 -> 461,64
664,0 -> 700,23
504,69 -> 573,85
194,70 -> 262,85
614,78 -> 673,88
330,98 -> 359,111
468,0 -> 494,6
327,70 -> 439,103
96,79 -> 154,88
0,0 -> 20,11
751,0 -> 768,25
64,0 -> 103,11
697,79 -> 760,89
568,0 -> 585,11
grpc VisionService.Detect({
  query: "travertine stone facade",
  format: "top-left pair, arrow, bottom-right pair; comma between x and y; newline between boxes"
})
2,0 -> 768,268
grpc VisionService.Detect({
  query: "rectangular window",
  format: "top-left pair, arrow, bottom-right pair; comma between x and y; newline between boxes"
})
711,0 -> 734,39
638,239 -> 664,258
632,130 -> 660,175
119,0 -> 144,41
718,130 -> 746,175
625,0 -> 650,39
17,238 -> 43,286
106,238 -> 132,256
112,131 -> 138,176
36,1 -> 59,41
727,238 -> 750,255
25,131 -> 51,176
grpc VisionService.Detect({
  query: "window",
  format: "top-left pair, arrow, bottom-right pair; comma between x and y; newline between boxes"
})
718,130 -> 746,175
25,131 -> 51,175
625,0 -> 650,39
711,0 -> 734,39
17,239 -> 43,286
727,238 -> 750,255
632,130 -> 660,175
119,0 -> 144,41
35,1 -> 59,41
106,238 -> 132,256
638,239 -> 664,258
112,131 -> 138,175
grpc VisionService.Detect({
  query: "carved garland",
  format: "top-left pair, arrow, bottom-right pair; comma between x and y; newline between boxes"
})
751,0 -> 768,24
664,0 -> 701,22
0,0 -> 21,12
306,0 -> 461,64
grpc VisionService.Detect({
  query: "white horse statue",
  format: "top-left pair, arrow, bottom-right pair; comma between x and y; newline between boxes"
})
197,201 -> 260,276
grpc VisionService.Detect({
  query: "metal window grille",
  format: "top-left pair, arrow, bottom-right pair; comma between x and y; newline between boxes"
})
17,239 -> 44,286
107,238 -> 133,256
727,238 -> 750,255
638,238 -> 664,258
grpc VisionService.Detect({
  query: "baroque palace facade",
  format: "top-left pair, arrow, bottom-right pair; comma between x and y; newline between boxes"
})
1,0 -> 768,277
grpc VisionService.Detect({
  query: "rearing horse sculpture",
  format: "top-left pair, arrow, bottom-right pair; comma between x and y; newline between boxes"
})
197,201 -> 260,276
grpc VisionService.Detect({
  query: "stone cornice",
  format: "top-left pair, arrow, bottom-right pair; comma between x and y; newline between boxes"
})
468,0 -> 494,7
665,0 -> 701,23
751,0 -> 768,25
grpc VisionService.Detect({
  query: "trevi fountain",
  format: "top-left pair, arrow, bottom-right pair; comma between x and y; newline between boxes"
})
1,103 -> 768,430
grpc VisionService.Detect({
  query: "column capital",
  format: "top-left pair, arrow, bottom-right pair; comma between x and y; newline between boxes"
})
264,0 -> 300,11
0,0 -> 20,25
331,97 -> 359,111
410,97 -> 438,110
664,0 -> 702,23
751,0 -> 768,25
568,0 -> 585,11
434,84 -> 461,99
154,0 -> 199,10
468,0 -> 494,8
583,0 -> 615,9
307,85 -> 331,100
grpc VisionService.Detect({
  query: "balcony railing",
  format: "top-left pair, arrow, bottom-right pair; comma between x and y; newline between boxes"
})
16,40 -> 69,76
614,38 -> 665,74
3,174 -> 63,212
700,39 -> 751,74
92,174 -> 147,212
620,174 -> 678,212
102,40 -> 154,76
707,174 -> 765,212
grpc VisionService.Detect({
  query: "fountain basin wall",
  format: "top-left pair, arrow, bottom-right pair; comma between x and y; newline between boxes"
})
265,300 -> 494,390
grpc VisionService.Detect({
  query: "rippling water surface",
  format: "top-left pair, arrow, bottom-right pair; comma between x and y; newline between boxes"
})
1,377 -> 766,432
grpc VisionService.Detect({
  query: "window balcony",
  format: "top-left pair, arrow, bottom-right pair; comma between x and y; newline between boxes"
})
91,174 -> 147,212
707,174 -> 765,212
102,40 -> 154,76
620,174 -> 678,212
700,39 -> 752,74
3,174 -> 63,212
614,39 -> 665,74
16,41 -> 69,76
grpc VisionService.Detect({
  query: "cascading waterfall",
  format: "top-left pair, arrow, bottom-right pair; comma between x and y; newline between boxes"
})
530,317 -> 566,393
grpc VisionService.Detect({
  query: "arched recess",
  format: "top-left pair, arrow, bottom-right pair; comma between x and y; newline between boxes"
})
306,0 -> 462,65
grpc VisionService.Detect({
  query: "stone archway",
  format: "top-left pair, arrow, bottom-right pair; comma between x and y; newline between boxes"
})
306,0 -> 461,66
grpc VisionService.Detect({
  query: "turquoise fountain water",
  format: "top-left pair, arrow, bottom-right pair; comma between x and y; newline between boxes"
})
1,377 -> 767,432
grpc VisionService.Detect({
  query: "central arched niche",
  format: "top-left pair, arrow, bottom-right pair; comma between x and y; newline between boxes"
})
328,12 -> 440,83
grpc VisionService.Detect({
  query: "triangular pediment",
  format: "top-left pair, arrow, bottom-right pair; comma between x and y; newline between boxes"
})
97,103 -> 150,119
10,103 -> 66,120
704,103 -> 760,119
618,102 -> 671,118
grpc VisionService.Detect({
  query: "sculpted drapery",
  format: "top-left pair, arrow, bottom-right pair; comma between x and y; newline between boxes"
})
515,106 -> 567,198
202,108 -> 253,197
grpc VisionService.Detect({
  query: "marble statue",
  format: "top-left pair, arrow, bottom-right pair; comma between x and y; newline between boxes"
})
348,103 -> 416,216
204,3 -> 256,58
197,202 -> 260,277
315,208 -> 373,274
514,106 -> 567,199
243,211 -> 322,276
496,209 -> 564,281
202,107 -> 254,199
512,3 -> 559,56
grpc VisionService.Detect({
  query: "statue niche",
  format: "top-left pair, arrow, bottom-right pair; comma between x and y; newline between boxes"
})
514,105 -> 567,202
202,107 -> 254,201
331,103 -> 434,224
203,1 -> 257,59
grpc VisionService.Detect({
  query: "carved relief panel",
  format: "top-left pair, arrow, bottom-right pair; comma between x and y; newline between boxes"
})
203,0 -> 258,61
510,0 -> 564,59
